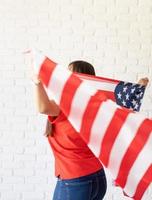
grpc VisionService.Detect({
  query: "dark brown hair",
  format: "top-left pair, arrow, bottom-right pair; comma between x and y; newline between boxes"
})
69,60 -> 96,75
45,60 -> 95,137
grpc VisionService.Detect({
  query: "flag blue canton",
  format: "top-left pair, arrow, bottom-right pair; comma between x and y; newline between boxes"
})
114,82 -> 146,111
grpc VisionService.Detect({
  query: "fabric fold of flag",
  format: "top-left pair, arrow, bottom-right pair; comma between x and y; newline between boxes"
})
33,50 -> 152,200
77,73 -> 146,112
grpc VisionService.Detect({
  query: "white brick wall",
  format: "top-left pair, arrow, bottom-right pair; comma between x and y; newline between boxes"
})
0,0 -> 151,199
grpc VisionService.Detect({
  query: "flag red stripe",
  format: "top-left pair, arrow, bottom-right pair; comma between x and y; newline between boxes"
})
60,74 -> 82,116
133,165 -> 152,200
99,108 -> 130,167
101,90 -> 115,101
76,73 -> 120,84
115,119 -> 152,188
39,58 -> 57,87
80,91 -> 107,143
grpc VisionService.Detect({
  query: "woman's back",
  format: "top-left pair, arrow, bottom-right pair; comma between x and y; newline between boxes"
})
48,112 -> 102,179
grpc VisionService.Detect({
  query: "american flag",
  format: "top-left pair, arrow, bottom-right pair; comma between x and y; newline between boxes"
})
33,51 -> 152,200
76,73 -> 146,112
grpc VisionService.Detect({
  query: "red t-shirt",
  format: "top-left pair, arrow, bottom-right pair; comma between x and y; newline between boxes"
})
47,111 -> 103,179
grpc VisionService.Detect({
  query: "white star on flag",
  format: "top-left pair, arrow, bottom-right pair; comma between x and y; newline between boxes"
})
126,93 -> 129,100
134,104 -> 139,110
131,88 -> 136,94
117,92 -> 122,99
132,99 -> 137,106
123,86 -> 128,93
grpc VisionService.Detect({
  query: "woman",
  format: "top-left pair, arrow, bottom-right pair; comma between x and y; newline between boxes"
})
32,61 -> 107,200
32,60 -> 148,200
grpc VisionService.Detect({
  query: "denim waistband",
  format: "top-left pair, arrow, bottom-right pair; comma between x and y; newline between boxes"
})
58,168 -> 105,182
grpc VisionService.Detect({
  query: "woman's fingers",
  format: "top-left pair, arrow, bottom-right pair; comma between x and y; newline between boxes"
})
138,77 -> 149,86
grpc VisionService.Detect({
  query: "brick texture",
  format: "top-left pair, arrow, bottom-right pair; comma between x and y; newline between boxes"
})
0,0 -> 151,199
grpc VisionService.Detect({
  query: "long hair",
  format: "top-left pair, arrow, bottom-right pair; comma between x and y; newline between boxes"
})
45,60 -> 95,137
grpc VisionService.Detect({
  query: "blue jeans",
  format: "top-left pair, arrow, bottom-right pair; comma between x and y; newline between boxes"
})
53,169 -> 107,200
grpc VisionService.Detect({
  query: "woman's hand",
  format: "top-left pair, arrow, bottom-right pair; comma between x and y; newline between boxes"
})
24,49 -> 40,83
138,77 -> 149,86
31,74 -> 41,85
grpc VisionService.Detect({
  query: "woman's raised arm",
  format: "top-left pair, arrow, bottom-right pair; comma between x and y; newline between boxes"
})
32,76 -> 60,116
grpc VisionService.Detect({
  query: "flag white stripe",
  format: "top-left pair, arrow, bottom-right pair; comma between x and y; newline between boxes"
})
48,65 -> 71,104
68,81 -> 96,131
124,133 -> 152,197
141,183 -> 152,200
88,100 -> 118,157
81,80 -> 116,92
108,113 -> 145,179
33,50 -> 46,75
